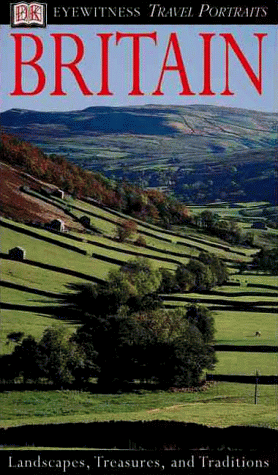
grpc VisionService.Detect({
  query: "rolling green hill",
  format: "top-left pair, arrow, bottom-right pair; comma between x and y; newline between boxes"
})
1,130 -> 277,439
1,186 -> 276,361
1,105 -> 277,204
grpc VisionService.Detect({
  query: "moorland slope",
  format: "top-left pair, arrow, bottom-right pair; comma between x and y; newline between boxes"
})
1,105 -> 277,204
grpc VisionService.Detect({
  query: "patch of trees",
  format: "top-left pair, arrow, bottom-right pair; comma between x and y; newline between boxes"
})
1,327 -> 97,387
0,133 -> 190,227
116,219 -> 138,242
194,210 -> 242,244
174,156 -> 276,206
63,258 -> 163,322
0,258 -> 216,390
159,252 -> 228,293
252,247 -> 278,275
262,207 -> 278,229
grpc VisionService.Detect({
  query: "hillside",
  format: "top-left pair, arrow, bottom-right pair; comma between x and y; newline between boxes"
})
1,132 -> 278,442
2,165 -> 276,347
0,132 -> 190,228
0,162 -> 84,231
1,105 -> 277,204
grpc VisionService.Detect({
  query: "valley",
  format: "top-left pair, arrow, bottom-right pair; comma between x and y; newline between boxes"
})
1,105 -> 277,204
0,106 -> 277,449
1,166 -> 278,434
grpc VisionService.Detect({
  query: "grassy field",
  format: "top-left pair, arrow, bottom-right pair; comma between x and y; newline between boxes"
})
213,352 -> 278,376
230,273 -> 278,288
1,224 -> 118,280
0,310 -> 79,356
70,199 -> 254,262
1,383 -> 277,429
214,310 -> 278,346
0,287 -> 60,307
1,259 -> 88,293
189,201 -> 270,221
1,193 -> 277,440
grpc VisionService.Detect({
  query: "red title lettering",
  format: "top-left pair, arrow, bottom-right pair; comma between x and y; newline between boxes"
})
10,32 -> 267,97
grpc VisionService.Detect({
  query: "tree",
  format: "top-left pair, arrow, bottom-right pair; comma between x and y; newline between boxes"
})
62,259 -> 162,323
198,210 -> 218,230
6,331 -> 24,344
107,258 -> 162,306
116,219 -> 137,242
175,264 -> 195,292
165,325 -> 214,388
12,335 -> 44,383
39,325 -> 95,387
74,314 -> 144,390
130,306 -> 216,388
134,235 -> 147,247
1,256 -> 216,390
159,268 -> 179,293
170,253 -> 228,294
185,259 -> 214,291
69,303 -> 216,390
64,282 -> 120,320
214,220 -> 241,244
68,332 -> 99,385
0,353 -> 19,383
252,247 -> 278,275
2,326 -> 98,387
186,304 -> 215,344
198,251 -> 228,287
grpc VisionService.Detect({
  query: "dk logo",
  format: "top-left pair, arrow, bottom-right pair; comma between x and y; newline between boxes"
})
10,2 -> 47,27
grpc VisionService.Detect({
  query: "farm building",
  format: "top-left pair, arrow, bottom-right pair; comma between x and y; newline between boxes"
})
19,185 -> 31,193
49,219 -> 65,232
251,221 -> 267,230
80,215 -> 91,228
9,246 -> 26,260
52,189 -> 65,199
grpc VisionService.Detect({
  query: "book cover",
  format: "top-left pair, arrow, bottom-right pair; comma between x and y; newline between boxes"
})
0,1 -> 277,473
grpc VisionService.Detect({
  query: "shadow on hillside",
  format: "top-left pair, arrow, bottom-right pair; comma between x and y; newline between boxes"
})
1,420 -> 277,452
1,300 -> 78,323
0,253 -> 103,284
0,380 -> 169,393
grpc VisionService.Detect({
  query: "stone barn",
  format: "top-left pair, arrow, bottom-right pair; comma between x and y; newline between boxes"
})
9,246 -> 26,260
52,189 -> 65,200
49,219 -> 65,232
19,185 -> 30,193
80,216 -> 91,228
